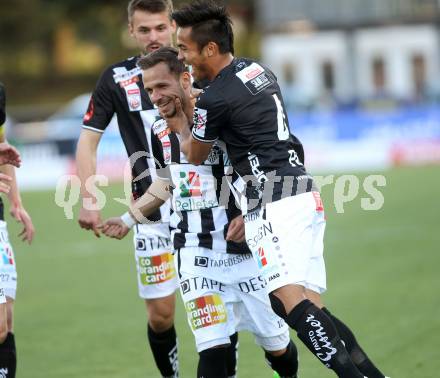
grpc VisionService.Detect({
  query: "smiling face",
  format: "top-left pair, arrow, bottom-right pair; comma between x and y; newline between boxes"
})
176,27 -> 210,82
129,10 -> 175,54
142,62 -> 188,117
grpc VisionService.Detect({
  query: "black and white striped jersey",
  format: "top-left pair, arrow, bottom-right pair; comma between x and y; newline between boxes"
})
82,56 -> 169,223
151,118 -> 249,254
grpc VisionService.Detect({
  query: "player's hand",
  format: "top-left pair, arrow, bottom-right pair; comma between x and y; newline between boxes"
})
190,87 -> 202,100
161,97 -> 189,134
78,207 -> 102,238
226,215 -> 245,243
0,143 -> 21,168
97,217 -> 130,240
10,204 -> 35,244
0,173 -> 11,194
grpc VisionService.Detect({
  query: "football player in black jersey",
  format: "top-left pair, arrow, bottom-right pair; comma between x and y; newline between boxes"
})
0,83 -> 35,378
161,1 -> 388,378
76,2 -> 181,377
99,46 -> 300,378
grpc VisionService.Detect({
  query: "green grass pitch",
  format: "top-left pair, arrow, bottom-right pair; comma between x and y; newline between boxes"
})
8,165 -> 440,377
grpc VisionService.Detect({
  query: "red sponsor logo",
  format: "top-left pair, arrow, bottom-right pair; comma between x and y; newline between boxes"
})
128,88 -> 140,95
312,191 -> 324,212
83,98 -> 94,122
257,247 -> 267,268
119,76 -> 139,88
158,129 -> 170,139
245,67 -> 263,80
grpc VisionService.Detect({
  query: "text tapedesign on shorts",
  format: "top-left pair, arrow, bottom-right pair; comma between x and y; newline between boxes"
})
138,252 -> 175,285
185,294 -> 227,331
306,314 -> 337,365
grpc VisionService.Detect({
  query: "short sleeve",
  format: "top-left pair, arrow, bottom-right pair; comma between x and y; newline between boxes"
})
192,89 -> 229,143
82,68 -> 115,133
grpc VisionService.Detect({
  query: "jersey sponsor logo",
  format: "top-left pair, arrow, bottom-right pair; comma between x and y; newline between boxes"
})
83,98 -> 94,122
194,254 -> 252,268
238,275 -> 267,293
113,67 -> 142,84
246,222 -> 273,249
126,87 -> 142,111
288,149 -> 303,167
1,246 -> 14,266
173,169 -> 219,211
312,191 -> 324,212
248,153 -> 268,183
118,76 -> 140,88
185,294 -> 227,330
180,171 -> 202,197
194,256 -> 209,267
257,247 -> 268,268
136,236 -> 171,251
138,252 -> 175,285
236,62 -> 274,95
157,129 -> 171,140
192,107 -> 208,138
205,145 -> 221,165
180,277 -> 225,294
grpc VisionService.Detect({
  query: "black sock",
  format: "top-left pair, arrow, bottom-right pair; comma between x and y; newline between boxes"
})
197,347 -> 228,378
226,332 -> 238,377
286,300 -> 364,378
265,340 -> 298,378
147,325 -> 178,378
0,332 -> 16,378
323,307 -> 386,378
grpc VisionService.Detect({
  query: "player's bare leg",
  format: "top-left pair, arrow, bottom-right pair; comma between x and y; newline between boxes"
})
0,298 -> 16,378
145,294 -> 178,378
306,289 -> 387,378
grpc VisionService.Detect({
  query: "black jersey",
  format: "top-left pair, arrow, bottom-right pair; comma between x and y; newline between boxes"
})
192,58 -> 314,203
82,56 -> 167,222
151,118 -> 249,254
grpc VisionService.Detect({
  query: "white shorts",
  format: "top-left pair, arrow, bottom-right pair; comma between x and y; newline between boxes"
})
244,191 -> 327,295
134,222 -> 179,299
0,221 -> 17,300
176,246 -> 290,352
0,287 -> 6,304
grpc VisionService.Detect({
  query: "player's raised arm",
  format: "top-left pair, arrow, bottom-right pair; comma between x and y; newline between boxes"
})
99,177 -> 172,240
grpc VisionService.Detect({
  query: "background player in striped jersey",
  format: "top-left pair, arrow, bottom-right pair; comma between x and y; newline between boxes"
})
76,1 -> 180,377
99,47 -> 300,378
0,83 -> 35,378
166,2 -> 389,378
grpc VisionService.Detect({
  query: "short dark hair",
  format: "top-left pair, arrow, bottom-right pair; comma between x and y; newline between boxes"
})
172,0 -> 234,54
128,0 -> 173,21
137,47 -> 188,77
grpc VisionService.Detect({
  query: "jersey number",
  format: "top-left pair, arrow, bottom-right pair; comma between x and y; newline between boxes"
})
273,94 -> 289,141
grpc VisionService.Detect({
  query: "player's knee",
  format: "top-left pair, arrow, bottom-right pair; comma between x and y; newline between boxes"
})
269,292 -> 288,320
0,322 -> 7,344
148,311 -> 174,333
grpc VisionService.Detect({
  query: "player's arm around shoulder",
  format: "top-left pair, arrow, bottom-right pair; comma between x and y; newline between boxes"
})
186,88 -> 229,165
